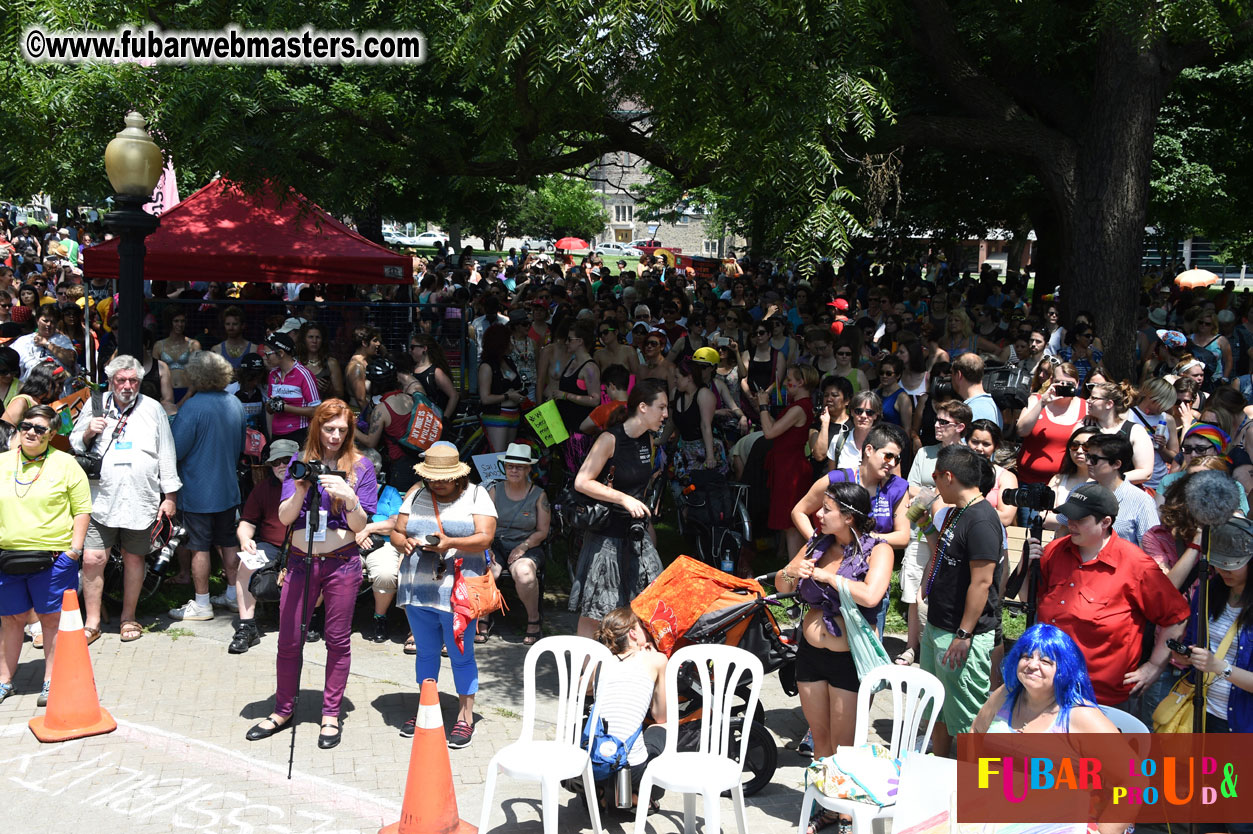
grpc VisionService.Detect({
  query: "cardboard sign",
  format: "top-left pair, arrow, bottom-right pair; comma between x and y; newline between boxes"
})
525,400 -> 569,447
473,452 -> 506,489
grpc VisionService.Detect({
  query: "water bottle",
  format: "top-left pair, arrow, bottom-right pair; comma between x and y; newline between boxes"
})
720,553 -> 735,573
615,767 -> 633,808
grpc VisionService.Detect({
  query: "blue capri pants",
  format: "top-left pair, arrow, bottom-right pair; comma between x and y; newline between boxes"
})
405,606 -> 478,695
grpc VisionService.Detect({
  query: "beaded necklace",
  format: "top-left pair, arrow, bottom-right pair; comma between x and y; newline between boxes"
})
923,495 -> 981,599
13,447 -> 50,498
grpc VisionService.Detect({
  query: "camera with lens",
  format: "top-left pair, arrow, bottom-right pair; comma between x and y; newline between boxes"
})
1001,483 -> 1056,512
151,524 -> 187,576
626,513 -> 651,542
264,396 -> 286,414
932,374 -> 955,400
288,459 -> 347,483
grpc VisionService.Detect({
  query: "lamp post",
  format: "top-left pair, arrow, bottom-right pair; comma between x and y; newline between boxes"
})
103,111 -> 163,359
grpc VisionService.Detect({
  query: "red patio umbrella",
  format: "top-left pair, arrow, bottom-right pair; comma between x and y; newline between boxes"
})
554,236 -> 588,251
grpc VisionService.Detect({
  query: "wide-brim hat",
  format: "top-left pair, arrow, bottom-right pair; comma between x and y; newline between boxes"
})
1210,517 -> 1253,571
1147,308 -> 1168,326
414,441 -> 471,481
501,442 -> 540,466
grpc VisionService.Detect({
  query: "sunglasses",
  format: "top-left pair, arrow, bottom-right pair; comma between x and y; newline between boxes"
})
1085,454 -> 1115,464
1068,442 -> 1088,451
935,417 -> 957,427
599,329 -> 615,337
755,330 -> 769,336
879,451 -> 900,463
1182,444 -> 1215,455
645,340 -> 663,348
835,351 -> 853,357
853,408 -> 878,417
18,421 -> 49,436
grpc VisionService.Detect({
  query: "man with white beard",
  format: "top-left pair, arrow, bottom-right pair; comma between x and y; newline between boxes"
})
71,355 -> 181,644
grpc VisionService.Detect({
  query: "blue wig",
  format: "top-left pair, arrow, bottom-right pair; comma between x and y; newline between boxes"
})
1001,624 -> 1097,729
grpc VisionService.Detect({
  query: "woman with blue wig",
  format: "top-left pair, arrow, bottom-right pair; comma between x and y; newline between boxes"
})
973,624 -> 1117,734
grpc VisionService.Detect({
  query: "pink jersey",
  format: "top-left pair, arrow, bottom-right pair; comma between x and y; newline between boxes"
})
267,362 -> 321,436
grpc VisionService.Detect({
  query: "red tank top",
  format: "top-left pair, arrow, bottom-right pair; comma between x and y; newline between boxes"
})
1017,398 -> 1087,484
380,393 -> 413,462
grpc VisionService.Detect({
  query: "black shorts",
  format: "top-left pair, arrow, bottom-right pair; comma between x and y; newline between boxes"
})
795,638 -> 859,693
184,508 -> 239,550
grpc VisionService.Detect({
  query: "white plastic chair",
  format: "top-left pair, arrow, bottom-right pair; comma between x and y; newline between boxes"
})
632,643 -> 764,834
478,636 -> 613,834
1099,705 -> 1149,734
797,665 -> 945,834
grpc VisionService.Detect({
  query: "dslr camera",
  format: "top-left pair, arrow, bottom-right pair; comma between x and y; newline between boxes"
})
1001,483 -> 1056,512
626,512 -> 652,543
288,459 -> 347,483
263,396 -> 286,414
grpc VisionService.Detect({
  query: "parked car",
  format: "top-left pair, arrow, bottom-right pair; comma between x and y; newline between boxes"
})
627,238 -> 662,249
596,242 -> 643,257
521,237 -> 555,252
413,231 -> 444,246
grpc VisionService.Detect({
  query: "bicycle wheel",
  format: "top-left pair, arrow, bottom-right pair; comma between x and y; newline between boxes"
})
102,550 -> 162,609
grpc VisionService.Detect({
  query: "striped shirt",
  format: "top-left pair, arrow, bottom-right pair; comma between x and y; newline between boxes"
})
267,361 -> 321,437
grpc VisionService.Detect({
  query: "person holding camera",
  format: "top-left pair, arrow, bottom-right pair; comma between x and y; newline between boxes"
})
246,400 -> 376,750
390,441 -> 497,748
71,355 -> 181,645
0,405 -> 91,706
1016,361 -> 1087,485
263,331 -> 321,447
570,378 -> 668,640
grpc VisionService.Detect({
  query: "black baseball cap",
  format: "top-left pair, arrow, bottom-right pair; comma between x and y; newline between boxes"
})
1054,483 -> 1119,521
1210,517 -> 1253,571
264,331 -> 295,354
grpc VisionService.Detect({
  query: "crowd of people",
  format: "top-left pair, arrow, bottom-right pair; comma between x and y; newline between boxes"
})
3,224 -> 1253,831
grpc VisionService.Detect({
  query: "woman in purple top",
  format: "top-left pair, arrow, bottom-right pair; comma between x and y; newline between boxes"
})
772,482 -> 892,770
246,399 -> 377,751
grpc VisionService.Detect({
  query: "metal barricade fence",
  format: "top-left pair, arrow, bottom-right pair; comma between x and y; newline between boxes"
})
150,297 -> 473,392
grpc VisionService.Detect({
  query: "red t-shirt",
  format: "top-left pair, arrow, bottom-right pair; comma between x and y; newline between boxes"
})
240,476 -> 287,547
1037,531 -> 1190,704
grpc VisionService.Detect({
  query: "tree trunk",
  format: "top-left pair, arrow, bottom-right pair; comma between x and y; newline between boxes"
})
1047,48 -> 1170,381
357,200 -> 384,246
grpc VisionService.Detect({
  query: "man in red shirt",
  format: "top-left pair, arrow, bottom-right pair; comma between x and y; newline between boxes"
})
1031,483 -> 1189,714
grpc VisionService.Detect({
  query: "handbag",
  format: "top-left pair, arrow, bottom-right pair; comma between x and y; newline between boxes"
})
74,388 -> 106,479
557,466 -> 616,534
436,488 -> 507,619
248,524 -> 294,602
1152,618 -> 1239,733
835,576 -> 893,690
0,550 -> 59,575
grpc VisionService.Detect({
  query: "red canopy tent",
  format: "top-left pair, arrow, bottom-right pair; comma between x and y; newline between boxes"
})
83,178 -> 411,285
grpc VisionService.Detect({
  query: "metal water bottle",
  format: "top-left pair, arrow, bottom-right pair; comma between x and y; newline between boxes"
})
615,767 -> 633,808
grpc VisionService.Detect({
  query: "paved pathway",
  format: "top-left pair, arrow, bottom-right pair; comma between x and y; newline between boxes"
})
0,605 -> 901,834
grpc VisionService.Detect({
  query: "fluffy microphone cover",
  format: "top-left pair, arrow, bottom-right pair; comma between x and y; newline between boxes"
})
1185,469 -> 1243,528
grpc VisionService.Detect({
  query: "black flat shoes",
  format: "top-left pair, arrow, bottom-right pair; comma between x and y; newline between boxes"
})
246,715 -> 292,741
317,719 -> 342,750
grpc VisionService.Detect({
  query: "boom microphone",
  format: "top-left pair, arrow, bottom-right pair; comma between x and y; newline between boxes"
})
1185,470 -> 1243,528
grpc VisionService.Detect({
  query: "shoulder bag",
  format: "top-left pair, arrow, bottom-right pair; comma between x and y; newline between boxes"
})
248,524 -> 295,602
74,388 -> 108,479
1152,617 -> 1239,733
441,485 -> 507,619
835,575 -> 892,691
557,466 -> 616,534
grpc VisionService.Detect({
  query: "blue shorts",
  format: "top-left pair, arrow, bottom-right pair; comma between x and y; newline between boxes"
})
0,553 -> 79,616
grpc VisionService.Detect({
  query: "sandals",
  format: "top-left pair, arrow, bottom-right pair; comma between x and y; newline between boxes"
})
83,627 -> 102,646
403,634 -> 416,655
475,619 -> 494,645
806,810 -> 844,834
523,618 -> 543,646
120,621 -> 143,643
894,647 -> 917,666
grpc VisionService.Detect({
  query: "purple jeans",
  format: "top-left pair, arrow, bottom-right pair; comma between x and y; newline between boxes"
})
273,552 -> 361,718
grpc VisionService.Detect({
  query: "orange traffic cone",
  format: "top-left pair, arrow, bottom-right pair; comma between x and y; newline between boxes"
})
29,589 -> 117,743
379,678 -> 476,834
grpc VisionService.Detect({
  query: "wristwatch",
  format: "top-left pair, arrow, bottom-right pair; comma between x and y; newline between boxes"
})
954,628 -> 974,641
1224,663 -> 1234,679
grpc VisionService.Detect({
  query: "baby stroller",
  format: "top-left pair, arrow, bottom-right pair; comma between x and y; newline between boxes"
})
631,556 -> 797,795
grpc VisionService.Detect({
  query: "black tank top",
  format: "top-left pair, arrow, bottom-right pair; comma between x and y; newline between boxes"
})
674,388 -> 705,442
415,364 -> 450,412
747,349 -> 774,392
141,355 -> 166,402
558,359 -> 596,432
593,421 -> 655,538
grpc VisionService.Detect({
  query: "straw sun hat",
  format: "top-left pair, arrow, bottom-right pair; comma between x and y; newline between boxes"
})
414,441 -> 471,481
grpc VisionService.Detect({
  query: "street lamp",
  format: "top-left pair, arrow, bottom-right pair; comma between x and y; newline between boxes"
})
103,111 -> 163,359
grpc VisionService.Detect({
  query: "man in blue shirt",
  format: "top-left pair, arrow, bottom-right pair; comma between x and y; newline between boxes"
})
953,353 -> 1001,428
170,351 -> 247,621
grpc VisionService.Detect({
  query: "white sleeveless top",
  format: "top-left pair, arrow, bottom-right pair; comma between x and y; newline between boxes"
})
596,657 -> 656,765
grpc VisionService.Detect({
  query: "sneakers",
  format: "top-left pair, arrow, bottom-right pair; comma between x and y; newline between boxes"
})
37,681 -> 51,707
209,593 -> 239,613
0,682 -> 14,704
369,616 -> 388,643
400,717 -> 415,738
168,600 -> 214,621
447,719 -> 474,749
228,623 -> 260,654
799,729 -> 814,758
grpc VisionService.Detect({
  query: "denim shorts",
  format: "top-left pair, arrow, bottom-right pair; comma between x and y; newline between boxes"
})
0,553 -> 79,616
